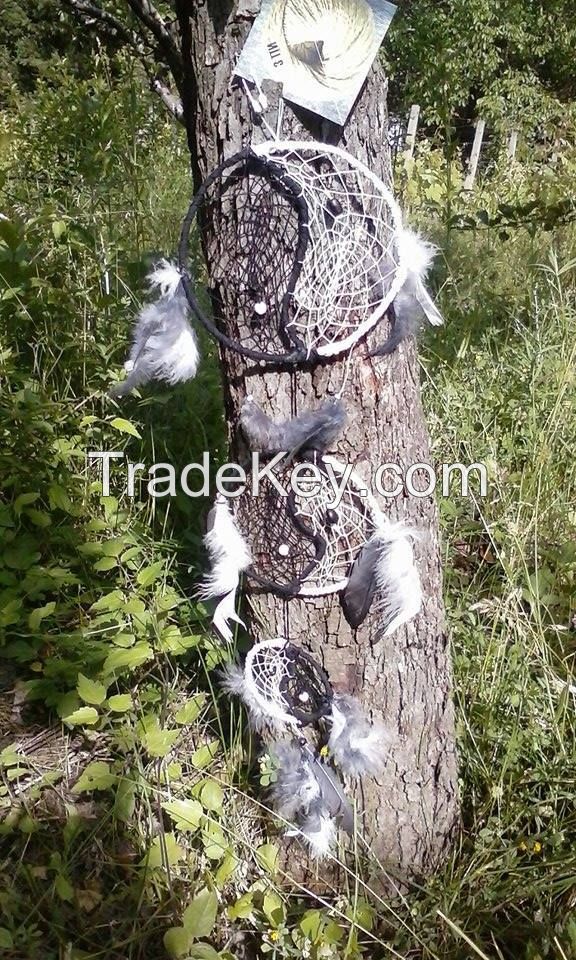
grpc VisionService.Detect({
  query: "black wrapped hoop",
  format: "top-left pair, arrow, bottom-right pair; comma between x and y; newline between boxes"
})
178,147 -> 311,364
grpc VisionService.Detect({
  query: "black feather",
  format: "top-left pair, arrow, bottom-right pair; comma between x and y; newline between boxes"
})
341,537 -> 381,628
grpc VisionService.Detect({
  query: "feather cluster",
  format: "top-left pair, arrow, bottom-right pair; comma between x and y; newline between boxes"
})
370,228 -> 443,357
268,741 -> 352,858
110,261 -> 199,397
240,397 -> 346,455
342,522 -> 421,632
197,495 -> 251,643
328,694 -> 387,777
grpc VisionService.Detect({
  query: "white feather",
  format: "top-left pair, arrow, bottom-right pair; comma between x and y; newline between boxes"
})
301,814 -> 337,859
396,228 -> 443,327
374,524 -> 422,636
197,497 -> 251,643
328,695 -> 387,777
147,260 -> 183,298
111,262 -> 199,397
212,591 -> 246,645
198,497 -> 251,599
219,662 -> 287,732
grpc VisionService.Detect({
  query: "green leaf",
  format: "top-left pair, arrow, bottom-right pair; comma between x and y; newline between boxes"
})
51,220 -> 67,240
24,508 -> 52,528
163,927 -> 192,959
163,799 -> 203,832
110,417 -> 141,439
55,874 -> 74,901
191,740 -> 220,770
107,693 -> 133,712
200,780 -> 223,814
144,832 -> 182,868
48,483 -> 74,514
72,761 -> 116,794
138,716 -> 180,758
28,601 -> 56,631
182,888 -> 218,939
188,946 -> 220,960
255,843 -> 279,875
63,706 -> 99,726
102,641 -> 153,676
89,589 -> 125,614
227,892 -> 254,921
174,694 -> 205,725
93,557 -> 118,572
14,492 -> 40,514
77,673 -> 107,705
201,821 -> 227,861
263,889 -> 285,928
0,928 -> 14,949
114,777 -> 136,823
214,850 -> 238,889
300,910 -> 322,941
136,561 -> 165,588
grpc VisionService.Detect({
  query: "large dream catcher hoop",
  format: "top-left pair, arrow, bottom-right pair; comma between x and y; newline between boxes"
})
111,143 -> 443,395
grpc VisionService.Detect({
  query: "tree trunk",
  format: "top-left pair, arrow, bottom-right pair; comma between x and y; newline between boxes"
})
175,0 -> 459,885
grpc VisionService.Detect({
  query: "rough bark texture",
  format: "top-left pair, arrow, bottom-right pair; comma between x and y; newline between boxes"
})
175,0 -> 459,886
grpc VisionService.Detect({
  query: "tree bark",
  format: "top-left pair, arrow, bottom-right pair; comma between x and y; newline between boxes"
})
164,0 -> 459,886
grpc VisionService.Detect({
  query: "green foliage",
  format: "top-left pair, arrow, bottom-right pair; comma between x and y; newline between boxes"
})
388,0 -> 576,130
0,25 -> 575,960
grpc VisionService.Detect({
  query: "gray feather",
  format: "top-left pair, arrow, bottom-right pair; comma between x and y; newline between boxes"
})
110,263 -> 199,397
328,694 -> 386,778
240,398 -> 346,455
269,742 -> 321,820
269,741 -> 353,841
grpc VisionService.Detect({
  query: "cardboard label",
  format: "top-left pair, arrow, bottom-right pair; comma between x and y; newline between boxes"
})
235,0 -> 397,127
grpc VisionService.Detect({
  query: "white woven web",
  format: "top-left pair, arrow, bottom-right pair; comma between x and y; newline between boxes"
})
292,456 -> 384,596
253,141 -> 408,356
245,638 -> 300,728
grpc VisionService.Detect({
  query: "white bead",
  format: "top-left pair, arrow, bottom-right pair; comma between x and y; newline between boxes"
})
253,301 -> 268,315
278,543 -> 289,557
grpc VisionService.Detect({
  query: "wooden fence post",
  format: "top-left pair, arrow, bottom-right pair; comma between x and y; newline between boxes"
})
404,104 -> 420,158
507,129 -> 519,161
464,118 -> 486,190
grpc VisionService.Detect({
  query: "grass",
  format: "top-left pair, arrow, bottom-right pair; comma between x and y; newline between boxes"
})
0,61 -> 575,960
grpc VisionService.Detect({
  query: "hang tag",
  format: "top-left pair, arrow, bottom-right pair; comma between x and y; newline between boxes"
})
235,0 -> 397,127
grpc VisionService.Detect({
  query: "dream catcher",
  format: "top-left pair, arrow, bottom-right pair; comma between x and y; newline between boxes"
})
221,637 -> 388,856
199,400 -> 422,640
110,141 -> 443,395
221,638 -> 387,777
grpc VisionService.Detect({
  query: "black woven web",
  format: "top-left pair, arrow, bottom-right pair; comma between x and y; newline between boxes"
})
232,460 -> 326,596
178,149 -> 310,363
277,643 -> 333,725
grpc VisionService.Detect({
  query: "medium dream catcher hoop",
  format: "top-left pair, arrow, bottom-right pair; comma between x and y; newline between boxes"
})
200,402 -> 422,639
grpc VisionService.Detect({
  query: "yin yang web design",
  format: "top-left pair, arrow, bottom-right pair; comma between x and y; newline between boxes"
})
232,458 -> 326,596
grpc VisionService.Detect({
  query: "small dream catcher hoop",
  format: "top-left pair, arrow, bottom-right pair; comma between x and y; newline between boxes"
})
221,637 -> 333,731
